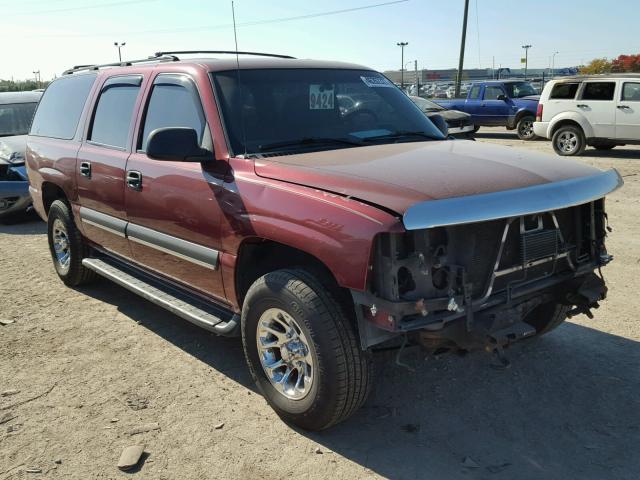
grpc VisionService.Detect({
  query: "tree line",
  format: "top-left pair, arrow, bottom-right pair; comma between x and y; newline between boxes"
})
0,79 -> 50,92
580,54 -> 640,75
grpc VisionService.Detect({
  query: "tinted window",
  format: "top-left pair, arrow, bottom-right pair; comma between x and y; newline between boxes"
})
30,74 -> 96,139
484,86 -> 505,100
469,85 -> 481,99
503,82 -> 537,98
582,82 -> 615,101
89,76 -> 141,149
213,69 -> 445,156
0,103 -> 38,136
622,82 -> 640,101
550,82 -> 580,99
140,76 -> 205,151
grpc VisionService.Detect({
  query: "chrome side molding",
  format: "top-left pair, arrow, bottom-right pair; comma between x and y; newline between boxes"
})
403,169 -> 623,230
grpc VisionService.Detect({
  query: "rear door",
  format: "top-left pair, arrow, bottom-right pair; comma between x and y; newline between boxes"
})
124,73 -> 227,303
76,75 -> 144,259
576,81 -> 617,138
478,85 -> 510,125
615,81 -> 640,140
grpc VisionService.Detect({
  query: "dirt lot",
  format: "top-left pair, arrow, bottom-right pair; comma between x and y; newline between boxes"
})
1,128 -> 639,480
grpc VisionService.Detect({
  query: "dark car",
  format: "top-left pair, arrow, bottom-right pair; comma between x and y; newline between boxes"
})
27,52 -> 621,430
410,95 -> 475,138
0,91 -> 42,222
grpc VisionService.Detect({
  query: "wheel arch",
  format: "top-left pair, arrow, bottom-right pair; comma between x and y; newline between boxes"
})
549,114 -> 593,139
41,181 -> 68,215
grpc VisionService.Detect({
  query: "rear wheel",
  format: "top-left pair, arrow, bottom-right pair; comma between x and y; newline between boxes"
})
524,302 -> 569,336
552,125 -> 586,156
241,269 -> 372,431
47,200 -> 97,286
516,115 -> 536,140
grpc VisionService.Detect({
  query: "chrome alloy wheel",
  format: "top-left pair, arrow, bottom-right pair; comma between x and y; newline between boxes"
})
256,308 -> 314,400
52,218 -> 71,271
556,131 -> 578,154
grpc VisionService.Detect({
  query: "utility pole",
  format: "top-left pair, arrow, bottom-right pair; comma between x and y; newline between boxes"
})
551,51 -> 559,77
114,41 -> 126,63
522,44 -> 532,79
415,60 -> 419,96
397,42 -> 408,90
455,0 -> 470,98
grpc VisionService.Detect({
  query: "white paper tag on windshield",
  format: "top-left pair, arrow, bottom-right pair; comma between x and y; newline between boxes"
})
360,75 -> 393,88
309,84 -> 335,110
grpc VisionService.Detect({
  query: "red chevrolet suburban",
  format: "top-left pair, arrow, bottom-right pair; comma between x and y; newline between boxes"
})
27,51 -> 622,430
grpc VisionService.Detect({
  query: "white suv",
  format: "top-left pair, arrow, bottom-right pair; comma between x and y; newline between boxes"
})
534,74 -> 640,156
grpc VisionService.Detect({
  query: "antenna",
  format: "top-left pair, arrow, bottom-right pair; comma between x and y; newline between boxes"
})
232,1 -> 248,158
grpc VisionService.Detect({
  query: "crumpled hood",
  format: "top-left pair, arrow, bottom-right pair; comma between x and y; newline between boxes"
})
0,135 -> 27,163
254,140 -> 601,215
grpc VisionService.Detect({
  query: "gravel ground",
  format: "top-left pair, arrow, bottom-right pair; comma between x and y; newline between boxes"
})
1,128 -> 639,480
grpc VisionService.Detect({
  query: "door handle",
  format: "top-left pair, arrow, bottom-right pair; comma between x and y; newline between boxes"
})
576,104 -> 589,108
617,105 -> 631,110
126,170 -> 142,191
79,161 -> 91,178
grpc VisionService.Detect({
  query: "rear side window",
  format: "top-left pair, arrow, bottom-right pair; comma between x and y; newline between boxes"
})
469,85 -> 481,99
89,76 -> 142,149
550,82 -> 580,99
139,75 -> 205,151
484,86 -> 505,100
30,74 -> 96,139
582,82 -> 615,101
622,82 -> 640,101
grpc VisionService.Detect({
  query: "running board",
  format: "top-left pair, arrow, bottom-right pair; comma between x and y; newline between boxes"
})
82,257 -> 239,336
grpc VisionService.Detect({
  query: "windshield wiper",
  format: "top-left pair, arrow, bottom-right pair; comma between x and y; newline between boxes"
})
360,131 -> 438,142
259,137 -> 362,152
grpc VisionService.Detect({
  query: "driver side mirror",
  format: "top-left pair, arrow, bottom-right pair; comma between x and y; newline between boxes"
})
146,127 -> 212,162
429,114 -> 449,137
497,94 -> 507,101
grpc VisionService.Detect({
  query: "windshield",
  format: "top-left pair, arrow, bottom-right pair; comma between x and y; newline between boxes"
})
410,96 -> 444,111
212,69 -> 445,156
0,102 -> 38,137
504,82 -> 538,98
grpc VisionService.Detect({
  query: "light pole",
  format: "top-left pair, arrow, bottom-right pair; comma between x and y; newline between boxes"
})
522,44 -> 532,79
455,0 -> 470,98
32,70 -> 41,88
114,42 -> 126,63
397,42 -> 408,90
551,51 -> 559,77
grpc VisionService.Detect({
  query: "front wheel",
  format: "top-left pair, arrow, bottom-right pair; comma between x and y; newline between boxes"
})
516,115 -> 536,140
525,302 -> 570,336
241,269 -> 372,431
552,125 -> 586,156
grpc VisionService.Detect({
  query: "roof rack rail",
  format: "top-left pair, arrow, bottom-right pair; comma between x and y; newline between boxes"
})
153,50 -> 295,60
62,54 -> 179,75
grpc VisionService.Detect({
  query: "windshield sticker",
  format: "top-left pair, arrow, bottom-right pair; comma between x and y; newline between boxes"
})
360,75 -> 393,88
309,84 -> 335,110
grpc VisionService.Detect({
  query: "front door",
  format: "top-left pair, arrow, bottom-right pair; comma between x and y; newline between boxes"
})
616,81 -> 640,141
576,81 -> 617,139
76,75 -> 144,259
478,85 -> 511,125
124,73 -> 228,304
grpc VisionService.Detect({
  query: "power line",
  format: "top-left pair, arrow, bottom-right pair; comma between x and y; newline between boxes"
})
25,0 -> 409,38
10,0 -> 159,16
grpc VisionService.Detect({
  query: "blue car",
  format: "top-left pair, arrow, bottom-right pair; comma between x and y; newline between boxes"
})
0,91 -> 42,223
434,80 -> 540,140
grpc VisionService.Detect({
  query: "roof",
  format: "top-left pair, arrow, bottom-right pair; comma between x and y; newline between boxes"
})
551,73 -> 640,82
62,52 -> 372,75
0,91 -> 42,104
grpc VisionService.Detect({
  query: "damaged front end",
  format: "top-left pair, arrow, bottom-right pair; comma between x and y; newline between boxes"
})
352,169 -> 623,351
0,157 -> 31,220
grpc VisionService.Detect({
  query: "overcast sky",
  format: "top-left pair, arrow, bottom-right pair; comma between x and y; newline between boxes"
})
3,0 -> 639,81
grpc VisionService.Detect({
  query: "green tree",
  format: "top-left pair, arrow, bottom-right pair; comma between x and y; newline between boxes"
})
579,58 -> 612,75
